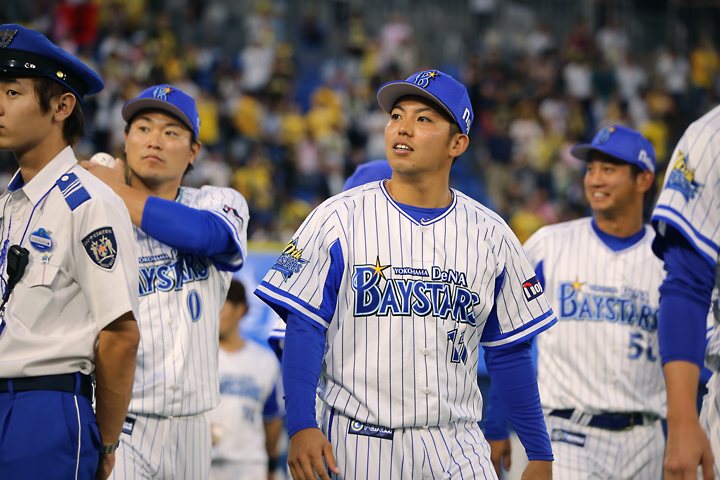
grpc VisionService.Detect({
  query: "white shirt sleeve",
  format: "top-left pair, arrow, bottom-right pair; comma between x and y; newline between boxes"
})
194,186 -> 249,269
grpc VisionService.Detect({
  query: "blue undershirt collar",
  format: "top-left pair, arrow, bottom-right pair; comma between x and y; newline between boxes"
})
591,217 -> 646,252
394,202 -> 450,224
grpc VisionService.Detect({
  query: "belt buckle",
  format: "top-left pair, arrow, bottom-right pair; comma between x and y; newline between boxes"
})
623,413 -> 635,431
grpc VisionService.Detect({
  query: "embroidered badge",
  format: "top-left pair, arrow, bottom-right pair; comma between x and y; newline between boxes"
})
271,238 -> 308,281
551,429 -> 586,447
522,276 -> 543,302
29,228 -> 53,252
596,126 -> 615,145
82,227 -> 118,270
348,420 -> 393,440
153,86 -> 173,100
122,416 -> 136,435
0,29 -> 17,48
666,150 -> 703,202
413,70 -> 440,89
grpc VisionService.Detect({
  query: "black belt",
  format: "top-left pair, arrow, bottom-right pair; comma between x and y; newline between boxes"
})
549,409 -> 644,431
0,373 -> 93,400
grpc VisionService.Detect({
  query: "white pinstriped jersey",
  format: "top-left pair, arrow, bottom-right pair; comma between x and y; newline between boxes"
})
256,181 -> 556,429
526,218 -> 666,417
651,104 -> 720,371
128,185 -> 248,417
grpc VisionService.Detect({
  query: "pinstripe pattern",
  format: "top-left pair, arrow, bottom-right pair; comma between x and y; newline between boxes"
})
111,413 -> 211,480
318,400 -> 497,479
257,181 -> 556,428
546,415 -> 664,479
526,218 -> 666,417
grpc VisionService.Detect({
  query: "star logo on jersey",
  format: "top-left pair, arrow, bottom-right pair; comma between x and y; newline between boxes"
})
571,277 -> 584,292
666,150 -> 703,202
82,227 -> 117,270
271,238 -> 308,281
370,256 -> 390,279
0,29 -> 17,48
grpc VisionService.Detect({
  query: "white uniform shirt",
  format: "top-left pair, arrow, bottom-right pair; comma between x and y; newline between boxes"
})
0,146 -> 138,378
257,181 -> 557,429
652,105 -> 720,370
210,342 -> 281,464
526,218 -> 666,417
128,185 -> 248,417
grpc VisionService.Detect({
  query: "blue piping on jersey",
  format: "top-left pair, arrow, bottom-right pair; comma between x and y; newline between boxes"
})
535,260 -> 545,289
319,241 -> 345,321
590,218 -> 646,252
380,180 -> 457,226
479,268 -> 507,341
652,206 -> 719,267
255,282 -> 331,330
480,310 -> 557,349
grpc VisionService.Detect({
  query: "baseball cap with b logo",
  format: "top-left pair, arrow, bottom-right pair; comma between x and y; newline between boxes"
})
376,70 -> 474,136
122,84 -> 201,140
571,125 -> 656,173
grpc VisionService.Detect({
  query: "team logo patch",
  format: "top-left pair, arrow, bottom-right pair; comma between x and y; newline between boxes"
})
153,86 -> 173,100
413,70 -> 440,88
666,150 -> 703,202
551,429 -> 586,447
122,416 -> 136,435
271,238 -> 308,281
348,420 -> 393,440
223,205 -> 242,219
82,227 -> 118,270
29,228 -> 53,252
522,276 -> 543,301
0,29 -> 17,48
596,126 -> 615,145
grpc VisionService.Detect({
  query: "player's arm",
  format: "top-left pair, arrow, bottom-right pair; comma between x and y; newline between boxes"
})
94,312 -> 140,480
283,313 -> 339,480
483,383 -> 512,476
653,225 -> 714,479
263,384 -> 283,479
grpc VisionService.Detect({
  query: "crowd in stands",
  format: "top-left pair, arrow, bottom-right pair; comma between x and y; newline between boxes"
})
2,1 -> 720,244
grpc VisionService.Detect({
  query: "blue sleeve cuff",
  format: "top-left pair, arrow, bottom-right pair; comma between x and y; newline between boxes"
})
282,313 -> 326,437
141,196 -> 236,258
485,340 -> 553,461
658,292 -> 707,368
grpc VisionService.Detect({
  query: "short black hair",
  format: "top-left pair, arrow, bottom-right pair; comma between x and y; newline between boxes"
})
225,279 -> 246,305
32,76 -> 85,146
587,150 -> 643,178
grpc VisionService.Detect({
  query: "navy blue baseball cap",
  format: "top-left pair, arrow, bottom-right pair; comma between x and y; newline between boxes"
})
0,24 -> 103,101
343,159 -> 393,191
377,70 -> 474,136
122,85 -> 201,140
571,125 -> 656,173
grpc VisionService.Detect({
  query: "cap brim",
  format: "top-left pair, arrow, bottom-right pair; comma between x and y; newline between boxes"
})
570,144 -> 594,161
122,98 -> 195,137
377,82 -> 457,124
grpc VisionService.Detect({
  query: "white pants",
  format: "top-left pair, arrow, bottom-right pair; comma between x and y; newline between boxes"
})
318,401 -> 497,479
700,372 -> 720,479
545,414 -> 664,480
112,412 -> 211,480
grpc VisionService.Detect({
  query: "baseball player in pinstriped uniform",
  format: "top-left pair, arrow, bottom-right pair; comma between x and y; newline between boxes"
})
256,70 -> 556,479
83,85 -> 249,479
487,126 -> 666,479
650,105 -> 720,480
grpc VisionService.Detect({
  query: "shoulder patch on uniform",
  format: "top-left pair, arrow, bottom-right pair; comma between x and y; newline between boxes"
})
666,150 -> 703,202
522,276 -> 543,302
82,227 -> 117,270
56,172 -> 91,211
271,238 -> 308,281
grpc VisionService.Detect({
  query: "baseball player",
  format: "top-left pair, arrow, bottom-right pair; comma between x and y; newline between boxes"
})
256,70 -> 556,480
487,125 -> 667,479
650,106 -> 720,479
82,85 -> 249,479
0,25 -> 140,479
210,279 -> 283,480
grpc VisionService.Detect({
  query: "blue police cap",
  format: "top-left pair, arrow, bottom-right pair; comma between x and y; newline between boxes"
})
122,85 -> 201,140
571,125 -> 656,174
376,70 -> 474,136
0,24 -> 103,101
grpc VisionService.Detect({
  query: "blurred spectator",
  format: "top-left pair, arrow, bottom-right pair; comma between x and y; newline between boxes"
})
616,54 -> 647,102
595,18 -> 629,66
525,23 -> 555,59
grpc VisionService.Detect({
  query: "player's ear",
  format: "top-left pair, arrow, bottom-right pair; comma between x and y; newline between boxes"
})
52,92 -> 76,123
188,138 -> 201,165
637,170 -> 655,193
449,133 -> 469,159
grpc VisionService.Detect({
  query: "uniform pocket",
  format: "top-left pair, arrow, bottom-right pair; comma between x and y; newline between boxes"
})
11,262 -> 60,333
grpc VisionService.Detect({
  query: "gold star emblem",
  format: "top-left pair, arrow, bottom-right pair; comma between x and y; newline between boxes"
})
370,256 -> 391,279
426,70 -> 440,80
571,277 -> 584,291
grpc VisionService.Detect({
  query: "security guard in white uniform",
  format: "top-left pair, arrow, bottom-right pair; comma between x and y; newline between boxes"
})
0,24 -> 140,480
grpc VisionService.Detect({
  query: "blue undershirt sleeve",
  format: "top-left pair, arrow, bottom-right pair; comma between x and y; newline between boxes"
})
482,382 -> 510,441
141,196 -> 235,256
654,225 -> 713,368
485,340 -> 553,461
262,384 -> 282,420
282,313 -> 326,437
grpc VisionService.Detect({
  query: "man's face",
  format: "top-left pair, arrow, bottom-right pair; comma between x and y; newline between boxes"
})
124,110 -> 199,187
0,77 -> 53,155
384,96 -> 461,175
584,151 -> 641,215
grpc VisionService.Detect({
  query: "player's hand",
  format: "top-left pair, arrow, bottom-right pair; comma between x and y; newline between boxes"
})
80,156 -> 127,190
520,460 -> 552,480
664,417 -> 714,480
488,438 -> 512,476
95,452 -> 115,480
287,427 -> 339,480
